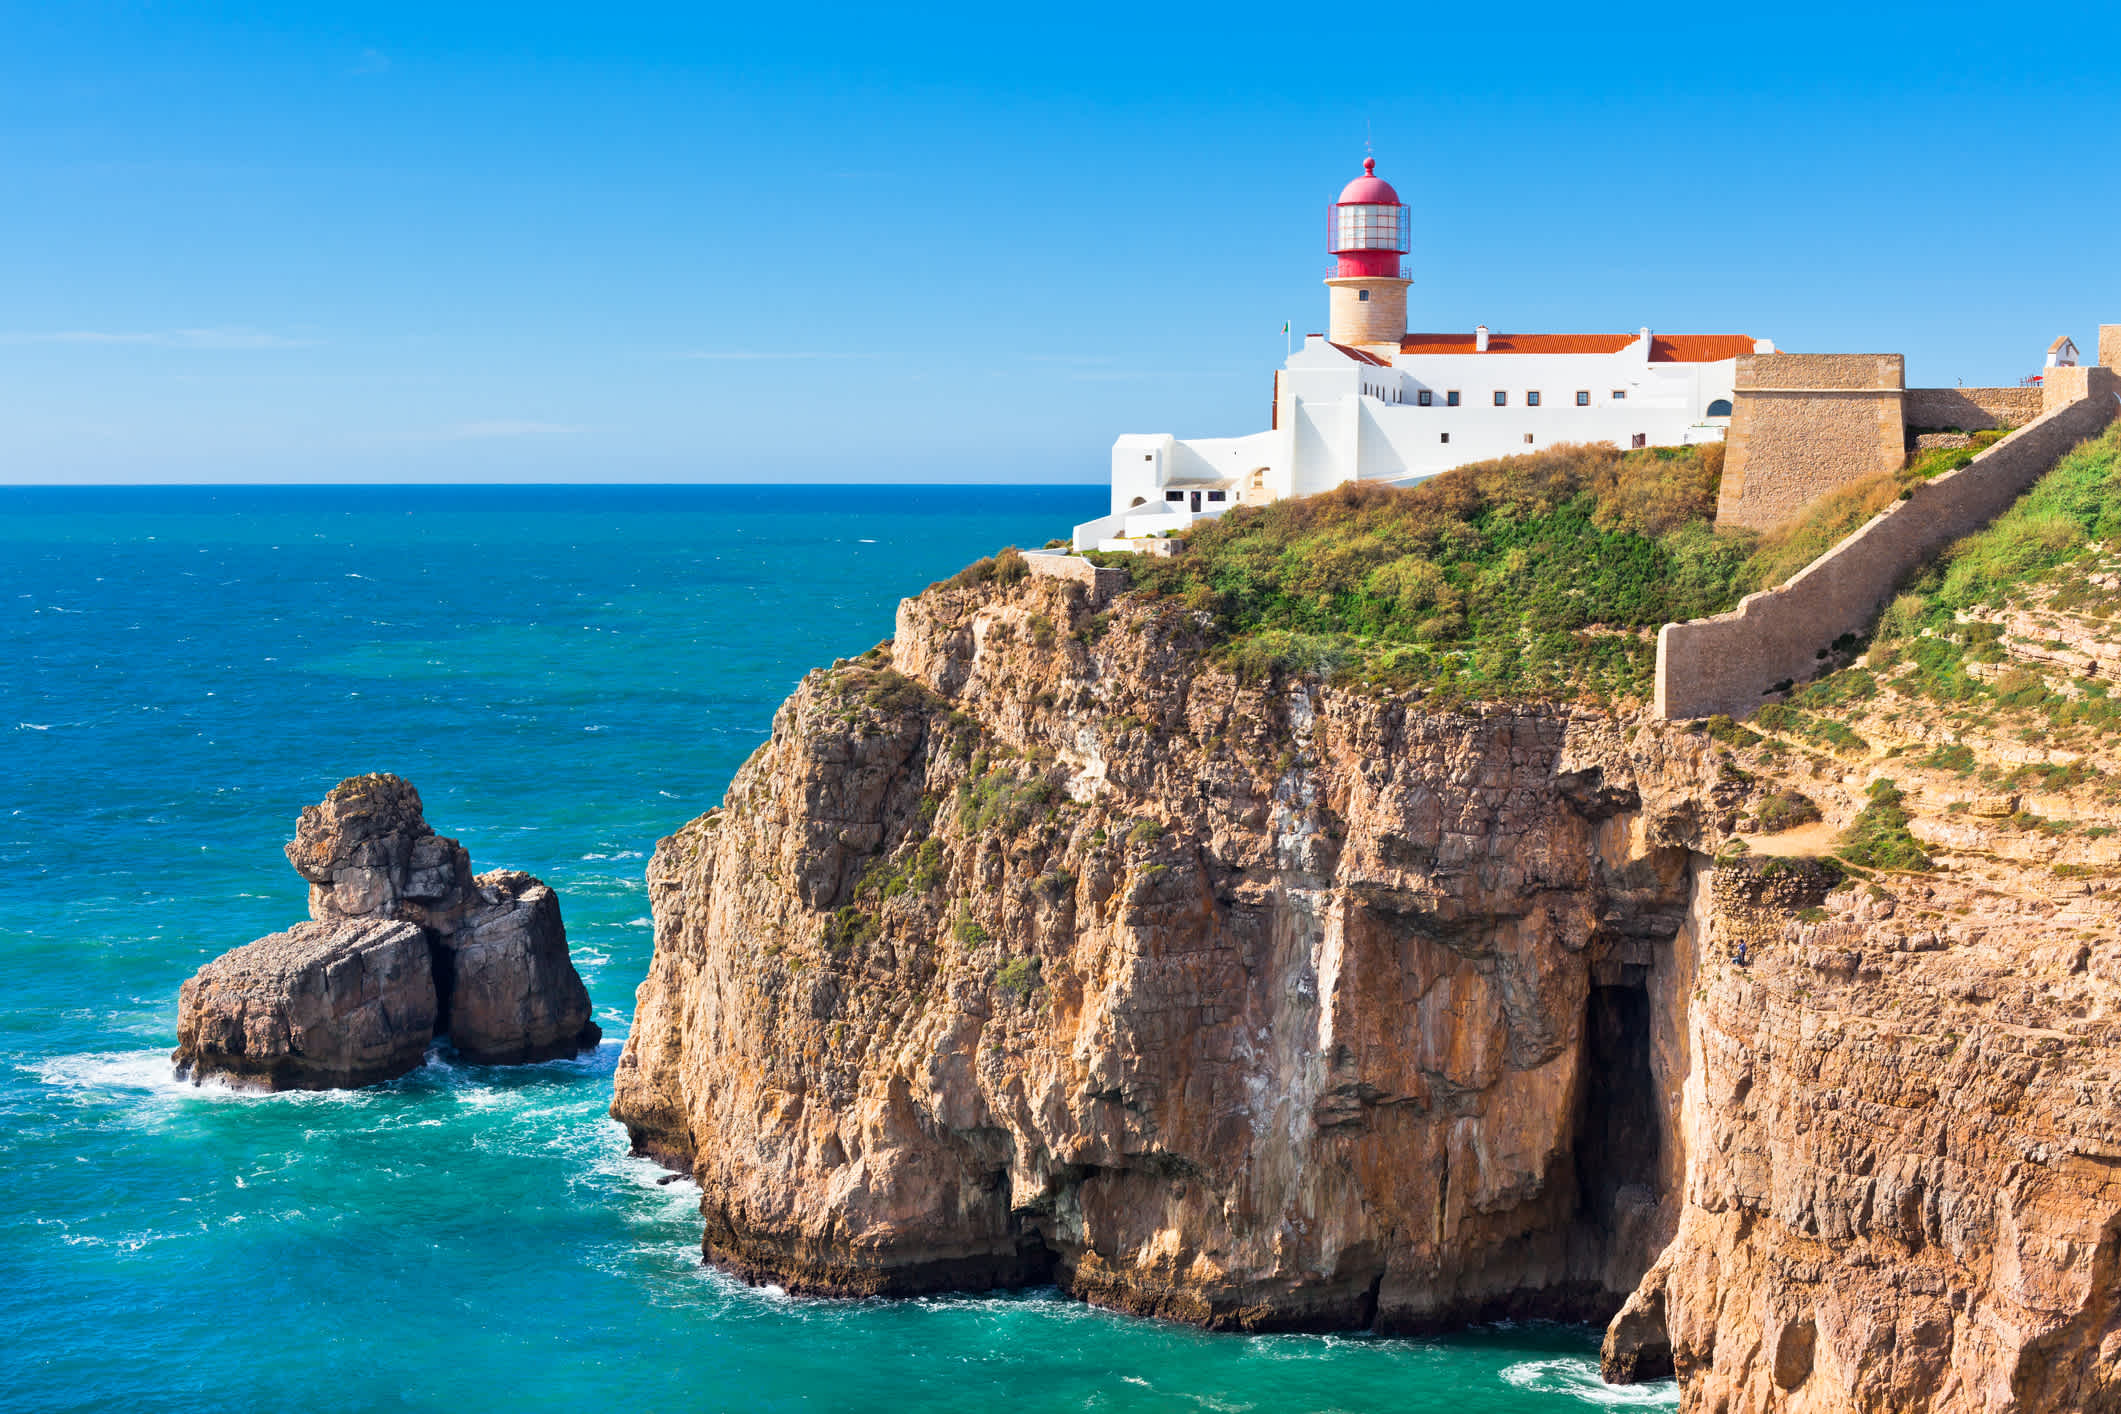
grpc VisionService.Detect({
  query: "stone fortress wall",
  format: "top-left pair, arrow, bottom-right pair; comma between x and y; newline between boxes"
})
1022,549 -> 1129,607
1657,337 -> 2121,721
1904,384 -> 2045,432
1715,354 -> 1907,532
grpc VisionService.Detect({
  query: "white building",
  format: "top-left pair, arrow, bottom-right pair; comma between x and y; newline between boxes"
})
1073,159 -> 1770,551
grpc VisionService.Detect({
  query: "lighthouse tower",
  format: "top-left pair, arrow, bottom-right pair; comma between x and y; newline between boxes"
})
1324,158 -> 1410,352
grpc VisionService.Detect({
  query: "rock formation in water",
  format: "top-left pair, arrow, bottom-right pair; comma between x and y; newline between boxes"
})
175,773 -> 600,1089
172,917 -> 436,1090
612,556 -> 2121,1413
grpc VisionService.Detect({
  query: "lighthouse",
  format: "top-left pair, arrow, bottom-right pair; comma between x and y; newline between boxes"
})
1324,157 -> 1410,351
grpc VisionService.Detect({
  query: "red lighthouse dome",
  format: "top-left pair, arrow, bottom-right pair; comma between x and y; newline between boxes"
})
1327,157 -> 1408,278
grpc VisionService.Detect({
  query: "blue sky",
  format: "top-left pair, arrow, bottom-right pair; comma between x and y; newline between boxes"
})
2,1 -> 2116,484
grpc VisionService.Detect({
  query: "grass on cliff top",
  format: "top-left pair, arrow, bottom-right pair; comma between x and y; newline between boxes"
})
1087,442 -> 1860,704
1765,424 -> 2121,756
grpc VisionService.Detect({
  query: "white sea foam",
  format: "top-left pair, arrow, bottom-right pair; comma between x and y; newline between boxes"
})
25,1049 -> 360,1106
1499,1357 -> 1680,1407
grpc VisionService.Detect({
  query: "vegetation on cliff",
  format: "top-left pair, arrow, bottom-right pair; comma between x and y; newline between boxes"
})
1777,424 -> 2121,776
1092,442 -> 1912,704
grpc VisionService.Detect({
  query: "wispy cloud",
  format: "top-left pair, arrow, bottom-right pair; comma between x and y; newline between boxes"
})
352,48 -> 392,74
2,327 -> 315,350
674,350 -> 897,361
444,420 -> 583,440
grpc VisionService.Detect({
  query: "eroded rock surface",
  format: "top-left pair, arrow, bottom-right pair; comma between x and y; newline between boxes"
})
173,918 -> 435,1090
617,560 -> 2121,1412
174,773 -> 598,1088
612,574 -> 1719,1329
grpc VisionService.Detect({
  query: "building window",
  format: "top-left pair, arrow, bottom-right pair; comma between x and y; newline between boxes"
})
1207,490 -> 1227,502
1612,390 -> 1626,400
1527,390 -> 1541,407
1446,390 -> 1460,407
1707,398 -> 1734,417
1440,433 -> 1450,444
1631,434 -> 1647,449
1576,390 -> 1590,406
1493,390 -> 1507,406
1165,490 -> 1184,501
1357,289 -> 1370,302
1144,453 -> 1154,461
1417,389 -> 1432,406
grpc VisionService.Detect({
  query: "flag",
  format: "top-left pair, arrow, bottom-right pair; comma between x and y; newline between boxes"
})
1281,321 -> 1289,334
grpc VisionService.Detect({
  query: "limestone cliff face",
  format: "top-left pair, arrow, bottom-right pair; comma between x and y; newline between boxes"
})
611,576 -> 1721,1329
1608,803 -> 2121,1413
614,569 -> 2121,1410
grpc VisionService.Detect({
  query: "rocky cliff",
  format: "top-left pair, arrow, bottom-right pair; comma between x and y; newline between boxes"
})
612,571 -> 1724,1328
615,555 -> 2121,1410
176,774 -> 601,1089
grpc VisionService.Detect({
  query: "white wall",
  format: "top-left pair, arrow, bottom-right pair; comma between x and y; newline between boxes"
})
1079,333 -> 1745,546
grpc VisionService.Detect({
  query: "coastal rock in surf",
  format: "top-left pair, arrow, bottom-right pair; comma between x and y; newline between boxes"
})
291,774 -> 601,1062
173,773 -> 599,1090
173,917 -> 436,1090
444,870 -> 598,1064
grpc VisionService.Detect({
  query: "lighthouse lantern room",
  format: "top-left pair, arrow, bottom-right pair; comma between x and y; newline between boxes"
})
1325,157 -> 1411,349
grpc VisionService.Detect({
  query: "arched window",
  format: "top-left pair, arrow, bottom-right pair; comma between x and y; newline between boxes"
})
1248,469 -> 1267,491
1707,399 -> 1734,418
1129,496 -> 1147,508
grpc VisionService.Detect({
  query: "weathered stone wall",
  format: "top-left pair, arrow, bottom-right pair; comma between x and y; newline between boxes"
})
1022,550 -> 1128,606
1905,385 -> 2042,433
1657,371 -> 2121,720
2101,324 -> 2121,372
1716,354 -> 1906,531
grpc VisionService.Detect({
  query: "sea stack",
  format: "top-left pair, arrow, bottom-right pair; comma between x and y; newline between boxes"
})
174,773 -> 600,1090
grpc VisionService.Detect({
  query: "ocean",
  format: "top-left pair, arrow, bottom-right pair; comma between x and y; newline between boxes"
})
0,485 -> 1677,1413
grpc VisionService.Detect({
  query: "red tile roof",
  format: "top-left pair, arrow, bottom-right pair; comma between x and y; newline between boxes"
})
1328,341 -> 1391,366
1397,332 -> 1754,363
1400,332 -> 1631,355
1649,335 -> 1758,363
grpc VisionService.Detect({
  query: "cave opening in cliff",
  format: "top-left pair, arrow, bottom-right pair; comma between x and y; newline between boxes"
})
1573,983 -> 1662,1227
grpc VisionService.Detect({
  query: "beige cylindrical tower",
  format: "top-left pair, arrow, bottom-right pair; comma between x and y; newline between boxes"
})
2101,324 -> 2121,371
1325,276 -> 1410,348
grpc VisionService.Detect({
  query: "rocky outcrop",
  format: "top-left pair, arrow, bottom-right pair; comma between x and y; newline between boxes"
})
174,774 -> 599,1089
615,560 -> 2121,1412
173,918 -> 435,1090
611,574 -> 1722,1328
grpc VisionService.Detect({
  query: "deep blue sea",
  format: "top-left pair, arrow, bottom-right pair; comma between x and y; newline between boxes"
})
0,486 -> 1675,1413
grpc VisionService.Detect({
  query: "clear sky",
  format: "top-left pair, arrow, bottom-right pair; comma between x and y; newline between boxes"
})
2,1 -> 2116,484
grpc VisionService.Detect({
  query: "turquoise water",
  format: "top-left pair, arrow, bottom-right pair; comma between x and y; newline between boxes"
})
0,486 -> 1676,1413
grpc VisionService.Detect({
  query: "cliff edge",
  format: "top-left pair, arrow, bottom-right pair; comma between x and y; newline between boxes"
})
614,427 -> 2121,1411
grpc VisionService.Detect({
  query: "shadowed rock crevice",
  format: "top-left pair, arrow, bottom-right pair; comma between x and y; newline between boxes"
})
174,774 -> 599,1090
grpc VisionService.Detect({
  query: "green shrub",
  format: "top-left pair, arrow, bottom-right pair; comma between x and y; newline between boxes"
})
959,769 -> 1057,836
1127,819 -> 1165,847
1838,778 -> 1932,872
954,917 -> 989,948
856,837 -> 946,902
995,955 -> 1042,1000
1754,790 -> 1822,833
995,546 -> 1030,585
1705,714 -> 1763,748
821,906 -> 878,952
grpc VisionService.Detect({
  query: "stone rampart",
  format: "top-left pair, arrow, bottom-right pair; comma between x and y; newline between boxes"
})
1656,372 -> 2121,720
1905,386 -> 2042,432
2103,325 -> 2121,373
1717,354 -> 1906,531
1022,550 -> 1128,607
